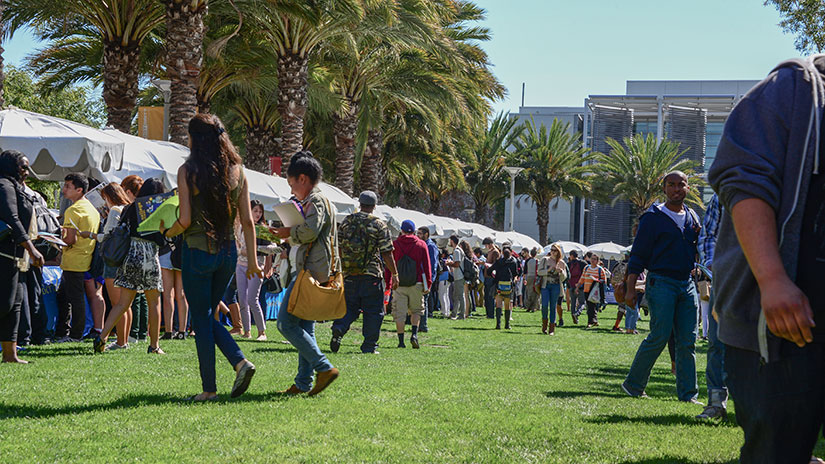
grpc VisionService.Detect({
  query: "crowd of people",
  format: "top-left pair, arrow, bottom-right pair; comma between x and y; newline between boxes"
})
4,54 -> 825,462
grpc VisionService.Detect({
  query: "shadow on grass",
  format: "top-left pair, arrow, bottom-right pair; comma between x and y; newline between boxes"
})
451,327 -> 497,331
585,413 -> 739,428
544,390 -> 627,399
617,457 -> 737,464
21,346 -> 92,358
0,391 -> 295,420
249,345 -> 298,354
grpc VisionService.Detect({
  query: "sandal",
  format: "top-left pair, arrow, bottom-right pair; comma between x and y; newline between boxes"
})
147,345 -> 166,355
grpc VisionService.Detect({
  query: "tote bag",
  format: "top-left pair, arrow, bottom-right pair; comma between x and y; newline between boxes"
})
287,198 -> 346,321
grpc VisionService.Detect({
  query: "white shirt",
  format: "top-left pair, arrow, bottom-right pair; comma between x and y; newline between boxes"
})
658,203 -> 686,231
452,247 -> 465,281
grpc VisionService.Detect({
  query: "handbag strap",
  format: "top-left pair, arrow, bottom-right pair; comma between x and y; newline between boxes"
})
300,196 -> 338,277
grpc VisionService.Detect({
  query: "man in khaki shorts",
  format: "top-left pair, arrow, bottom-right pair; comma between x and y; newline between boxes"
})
391,220 -> 432,349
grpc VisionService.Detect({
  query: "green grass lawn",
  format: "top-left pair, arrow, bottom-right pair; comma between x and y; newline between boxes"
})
1,305 -> 823,463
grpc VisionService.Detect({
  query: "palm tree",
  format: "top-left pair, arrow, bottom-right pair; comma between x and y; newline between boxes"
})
596,133 -> 705,217
251,0 -> 365,174
230,88 -> 279,172
513,118 -> 594,246
6,0 -> 164,131
464,112 -> 522,225
163,0 -> 208,144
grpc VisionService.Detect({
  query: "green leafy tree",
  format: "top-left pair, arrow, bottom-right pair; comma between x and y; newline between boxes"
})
595,133 -> 705,219
765,0 -> 825,53
513,118 -> 593,246
464,112 -> 522,225
6,0 -> 165,131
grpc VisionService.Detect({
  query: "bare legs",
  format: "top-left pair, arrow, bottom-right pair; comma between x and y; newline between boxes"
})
100,288 -> 162,350
85,279 -> 105,333
162,269 -> 188,334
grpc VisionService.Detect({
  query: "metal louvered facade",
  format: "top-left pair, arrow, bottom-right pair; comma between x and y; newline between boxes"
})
666,106 -> 707,171
586,106 -> 634,246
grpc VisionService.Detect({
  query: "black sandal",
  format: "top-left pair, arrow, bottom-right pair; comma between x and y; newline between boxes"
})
147,345 -> 166,354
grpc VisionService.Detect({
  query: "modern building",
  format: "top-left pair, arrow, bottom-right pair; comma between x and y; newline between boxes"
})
506,79 -> 759,247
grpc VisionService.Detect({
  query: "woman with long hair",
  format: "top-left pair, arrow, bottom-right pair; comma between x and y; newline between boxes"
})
94,179 -> 167,354
235,199 -> 277,340
459,240 -> 474,318
162,114 -> 259,401
79,183 -> 131,349
0,150 -> 44,363
538,244 -> 568,336
272,151 -> 339,396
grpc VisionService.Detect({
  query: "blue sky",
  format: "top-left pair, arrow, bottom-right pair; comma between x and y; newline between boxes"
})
4,0 -> 802,115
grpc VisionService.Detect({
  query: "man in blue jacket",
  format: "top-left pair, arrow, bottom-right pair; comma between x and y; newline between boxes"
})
416,226 -> 439,332
709,57 -> 825,463
622,171 -> 701,403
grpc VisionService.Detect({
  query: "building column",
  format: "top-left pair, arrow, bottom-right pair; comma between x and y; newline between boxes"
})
656,96 -> 664,143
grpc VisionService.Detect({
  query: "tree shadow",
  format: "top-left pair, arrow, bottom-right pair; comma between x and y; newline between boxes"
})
20,346 -> 92,358
585,413 -> 739,428
617,457 -> 737,464
0,391 -> 284,421
544,390 -> 628,399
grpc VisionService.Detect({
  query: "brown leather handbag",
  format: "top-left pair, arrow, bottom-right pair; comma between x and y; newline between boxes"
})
287,198 -> 346,321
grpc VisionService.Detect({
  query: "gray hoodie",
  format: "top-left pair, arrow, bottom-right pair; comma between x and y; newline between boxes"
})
708,56 -> 825,363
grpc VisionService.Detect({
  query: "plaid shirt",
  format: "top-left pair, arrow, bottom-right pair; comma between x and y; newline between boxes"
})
698,194 -> 721,268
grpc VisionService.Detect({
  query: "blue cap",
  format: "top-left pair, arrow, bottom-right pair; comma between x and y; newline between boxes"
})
401,219 -> 416,233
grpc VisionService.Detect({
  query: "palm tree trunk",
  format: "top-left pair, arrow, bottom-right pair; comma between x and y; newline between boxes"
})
359,129 -> 385,200
536,200 -> 550,246
165,0 -> 206,145
277,52 -> 308,175
244,124 -> 277,173
332,100 -> 358,196
102,42 -> 141,132
473,203 -> 489,226
0,0 -> 5,109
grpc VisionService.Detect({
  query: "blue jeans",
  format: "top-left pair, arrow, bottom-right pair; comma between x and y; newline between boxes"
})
181,242 -> 246,393
332,276 -> 385,353
705,290 -> 726,394
726,341 -> 824,463
540,282 -> 561,323
623,273 -> 698,401
277,278 -> 334,392
625,300 -> 639,330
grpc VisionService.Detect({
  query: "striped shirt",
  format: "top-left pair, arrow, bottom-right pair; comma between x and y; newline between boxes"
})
580,264 -> 606,292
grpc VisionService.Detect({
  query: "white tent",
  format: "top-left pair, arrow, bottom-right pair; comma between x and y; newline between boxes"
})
431,216 -> 475,239
546,241 -> 589,256
587,241 -> 628,260
494,230 -> 542,253
375,205 -> 443,237
101,128 -> 187,189
0,108 -> 124,181
317,183 -> 358,219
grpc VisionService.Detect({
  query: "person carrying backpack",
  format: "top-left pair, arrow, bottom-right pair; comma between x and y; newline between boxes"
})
329,191 -> 397,354
391,220 -> 432,349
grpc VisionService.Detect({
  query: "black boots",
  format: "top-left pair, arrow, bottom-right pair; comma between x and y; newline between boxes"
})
495,308 -> 502,330
504,310 -> 511,330
542,318 -> 548,334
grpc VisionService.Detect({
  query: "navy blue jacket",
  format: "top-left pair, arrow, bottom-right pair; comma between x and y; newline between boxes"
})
627,204 -> 700,281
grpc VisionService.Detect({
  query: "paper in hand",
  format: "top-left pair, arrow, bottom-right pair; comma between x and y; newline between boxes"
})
272,201 -> 305,228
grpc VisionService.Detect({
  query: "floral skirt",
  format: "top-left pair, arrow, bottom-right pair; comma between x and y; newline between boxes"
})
115,238 -> 161,291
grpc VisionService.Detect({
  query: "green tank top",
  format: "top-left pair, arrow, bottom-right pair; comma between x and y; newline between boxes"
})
184,167 -> 244,253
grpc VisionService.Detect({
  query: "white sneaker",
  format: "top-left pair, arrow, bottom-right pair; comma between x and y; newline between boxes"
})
128,336 -> 138,344
106,342 -> 129,350
256,334 -> 267,341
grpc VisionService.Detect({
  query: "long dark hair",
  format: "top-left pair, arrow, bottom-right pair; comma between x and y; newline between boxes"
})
0,150 -> 27,183
250,199 -> 265,225
185,114 -> 242,242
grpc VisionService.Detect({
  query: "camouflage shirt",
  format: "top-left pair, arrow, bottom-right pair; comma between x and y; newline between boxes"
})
338,211 -> 394,278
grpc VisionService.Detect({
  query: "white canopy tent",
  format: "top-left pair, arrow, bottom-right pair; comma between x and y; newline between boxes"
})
0,108 -> 124,181
494,230 -> 542,253
375,205 -> 444,237
587,241 -> 629,260
546,241 -> 589,256
101,129 -> 187,189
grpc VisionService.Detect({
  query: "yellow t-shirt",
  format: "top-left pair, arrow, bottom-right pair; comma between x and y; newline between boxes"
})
61,198 -> 100,273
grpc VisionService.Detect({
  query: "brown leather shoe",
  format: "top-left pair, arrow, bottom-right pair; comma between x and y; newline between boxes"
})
280,384 -> 308,395
307,368 -> 339,396
541,319 -> 548,334
548,322 -> 555,336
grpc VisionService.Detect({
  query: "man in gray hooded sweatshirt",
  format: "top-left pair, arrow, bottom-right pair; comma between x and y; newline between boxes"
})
709,56 -> 825,463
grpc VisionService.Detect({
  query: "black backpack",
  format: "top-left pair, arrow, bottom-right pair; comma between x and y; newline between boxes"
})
462,256 -> 478,282
397,254 -> 418,287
